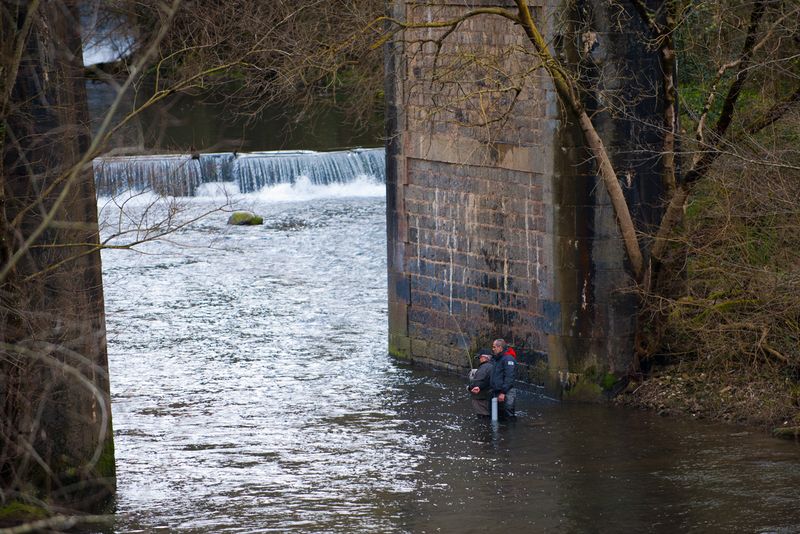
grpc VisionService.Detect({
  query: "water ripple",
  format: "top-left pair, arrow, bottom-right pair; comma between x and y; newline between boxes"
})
101,195 -> 800,533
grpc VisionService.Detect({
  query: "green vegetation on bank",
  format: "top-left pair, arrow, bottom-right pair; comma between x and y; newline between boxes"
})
613,0 -> 800,433
620,102 -> 800,432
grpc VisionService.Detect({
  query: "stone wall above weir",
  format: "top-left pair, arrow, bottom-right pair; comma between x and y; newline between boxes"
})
386,0 -> 666,397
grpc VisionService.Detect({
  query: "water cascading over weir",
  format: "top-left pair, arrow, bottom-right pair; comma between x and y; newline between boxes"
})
385,0 -> 669,398
93,148 -> 386,196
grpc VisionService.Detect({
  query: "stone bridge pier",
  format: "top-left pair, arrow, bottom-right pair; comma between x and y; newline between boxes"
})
385,0 -> 667,398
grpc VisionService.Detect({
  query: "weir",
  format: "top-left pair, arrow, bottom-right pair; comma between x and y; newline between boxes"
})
93,147 -> 386,196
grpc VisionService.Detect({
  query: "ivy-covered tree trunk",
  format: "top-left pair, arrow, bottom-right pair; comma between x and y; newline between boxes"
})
1,0 -> 115,515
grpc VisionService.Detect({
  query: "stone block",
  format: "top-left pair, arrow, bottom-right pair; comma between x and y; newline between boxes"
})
389,333 -> 412,359
554,205 -> 577,237
389,272 -> 411,304
590,238 -> 625,268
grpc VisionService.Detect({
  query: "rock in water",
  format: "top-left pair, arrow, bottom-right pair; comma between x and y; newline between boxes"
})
773,426 -> 800,440
227,211 -> 264,225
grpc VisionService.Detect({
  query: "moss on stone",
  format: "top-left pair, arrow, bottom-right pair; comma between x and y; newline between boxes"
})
562,379 -> 604,402
0,501 -> 48,522
556,365 -> 618,401
227,211 -> 263,225
525,360 -> 549,386
95,436 -> 116,480
388,333 -> 411,360
583,366 -> 598,380
601,372 -> 618,391
773,426 -> 800,440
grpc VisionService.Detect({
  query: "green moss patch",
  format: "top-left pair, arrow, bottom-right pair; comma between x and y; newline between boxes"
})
563,379 -> 604,402
0,501 -> 48,522
95,436 -> 116,480
773,426 -> 800,440
600,372 -> 618,391
227,211 -> 264,225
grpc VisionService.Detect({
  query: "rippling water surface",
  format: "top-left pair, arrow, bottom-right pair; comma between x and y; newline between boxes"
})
100,184 -> 800,533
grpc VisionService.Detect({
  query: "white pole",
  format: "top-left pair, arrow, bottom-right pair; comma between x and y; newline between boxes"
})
491,396 -> 498,422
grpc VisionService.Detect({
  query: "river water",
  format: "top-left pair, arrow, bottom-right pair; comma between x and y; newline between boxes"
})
100,182 -> 800,533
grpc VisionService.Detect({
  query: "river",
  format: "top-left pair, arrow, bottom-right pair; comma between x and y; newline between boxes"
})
98,179 -> 800,533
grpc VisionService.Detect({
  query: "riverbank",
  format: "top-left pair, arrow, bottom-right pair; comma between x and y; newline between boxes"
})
614,360 -> 800,440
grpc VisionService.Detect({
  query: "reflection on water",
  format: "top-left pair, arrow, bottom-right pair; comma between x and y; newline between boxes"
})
101,191 -> 800,533
86,81 -> 383,154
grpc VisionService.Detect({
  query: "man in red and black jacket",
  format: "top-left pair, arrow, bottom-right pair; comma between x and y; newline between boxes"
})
490,339 -> 517,419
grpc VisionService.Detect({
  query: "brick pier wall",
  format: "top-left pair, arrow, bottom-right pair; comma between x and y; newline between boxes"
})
1,2 -> 115,509
386,0 -> 665,396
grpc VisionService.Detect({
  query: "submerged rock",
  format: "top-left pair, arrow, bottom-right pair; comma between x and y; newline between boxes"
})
227,211 -> 263,225
773,426 -> 800,440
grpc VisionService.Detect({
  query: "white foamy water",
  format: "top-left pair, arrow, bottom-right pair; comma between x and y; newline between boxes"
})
98,180 -> 385,249
193,181 -> 242,199
254,174 -> 385,203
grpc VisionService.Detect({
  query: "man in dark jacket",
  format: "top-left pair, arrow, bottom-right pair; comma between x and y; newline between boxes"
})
467,350 -> 493,416
490,339 -> 517,419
